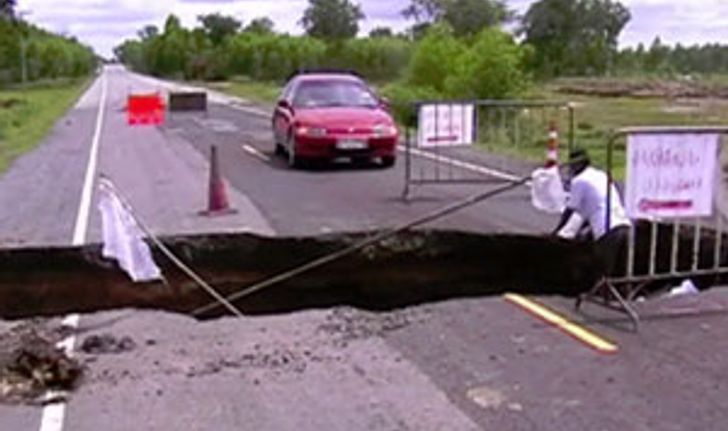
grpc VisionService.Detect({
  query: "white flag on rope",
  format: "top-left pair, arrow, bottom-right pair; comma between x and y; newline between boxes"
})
97,178 -> 162,282
530,166 -> 567,214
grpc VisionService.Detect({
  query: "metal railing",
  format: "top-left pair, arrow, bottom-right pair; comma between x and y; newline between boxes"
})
403,99 -> 575,199
580,126 -> 728,329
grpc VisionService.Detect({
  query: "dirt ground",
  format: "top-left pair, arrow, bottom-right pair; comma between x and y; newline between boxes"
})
555,77 -> 728,99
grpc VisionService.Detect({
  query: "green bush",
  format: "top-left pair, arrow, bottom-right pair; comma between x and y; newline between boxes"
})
406,24 -> 465,93
0,20 -> 96,86
380,82 -> 442,126
444,28 -> 529,99
227,33 -> 326,82
338,37 -> 412,82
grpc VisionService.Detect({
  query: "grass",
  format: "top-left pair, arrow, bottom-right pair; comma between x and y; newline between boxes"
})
0,78 -> 92,173
205,77 -> 280,106
567,95 -> 728,179
475,85 -> 728,179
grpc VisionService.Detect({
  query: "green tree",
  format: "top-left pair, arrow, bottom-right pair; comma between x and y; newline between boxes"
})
300,0 -> 365,40
0,0 -> 15,19
402,0 -> 510,36
147,15 -> 191,78
113,40 -> 146,71
401,0 -> 442,23
443,0 -> 510,36
137,25 -> 159,41
245,17 -> 274,34
445,28 -> 529,99
405,22 -> 432,41
0,18 -> 95,84
338,37 -> 412,81
164,14 -> 182,34
644,37 -> 671,73
369,27 -> 394,38
197,13 -> 241,45
406,23 -> 465,92
521,0 -> 630,77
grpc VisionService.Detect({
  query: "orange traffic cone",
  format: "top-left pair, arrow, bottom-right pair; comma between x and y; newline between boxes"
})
200,145 -> 237,216
544,121 -> 559,168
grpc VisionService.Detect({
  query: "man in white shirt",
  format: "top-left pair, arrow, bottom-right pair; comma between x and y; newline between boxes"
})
554,148 -> 632,277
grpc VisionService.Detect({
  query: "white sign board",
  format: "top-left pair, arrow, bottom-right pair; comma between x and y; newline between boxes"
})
625,133 -> 719,219
418,104 -> 475,148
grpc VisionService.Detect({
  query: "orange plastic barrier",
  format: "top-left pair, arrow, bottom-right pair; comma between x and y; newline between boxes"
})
127,93 -> 165,125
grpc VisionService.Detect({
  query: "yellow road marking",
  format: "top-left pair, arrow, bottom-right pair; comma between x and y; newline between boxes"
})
504,293 -> 618,354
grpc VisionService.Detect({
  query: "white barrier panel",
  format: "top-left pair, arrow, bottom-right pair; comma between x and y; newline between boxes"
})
625,133 -> 719,219
417,103 -> 475,148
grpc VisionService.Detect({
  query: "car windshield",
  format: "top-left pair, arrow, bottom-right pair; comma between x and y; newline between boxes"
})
292,80 -> 378,108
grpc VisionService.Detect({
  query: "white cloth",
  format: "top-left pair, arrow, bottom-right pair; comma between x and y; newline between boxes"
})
98,179 -> 162,282
556,212 -> 585,239
668,279 -> 699,297
568,166 -> 631,239
531,166 -> 567,214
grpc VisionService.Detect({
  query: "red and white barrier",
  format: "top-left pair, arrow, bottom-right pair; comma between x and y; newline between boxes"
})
545,121 -> 559,167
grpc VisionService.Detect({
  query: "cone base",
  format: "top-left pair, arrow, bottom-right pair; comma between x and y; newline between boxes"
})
198,208 -> 238,217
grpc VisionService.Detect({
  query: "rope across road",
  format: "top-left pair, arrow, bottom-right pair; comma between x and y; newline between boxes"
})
191,175 -> 531,317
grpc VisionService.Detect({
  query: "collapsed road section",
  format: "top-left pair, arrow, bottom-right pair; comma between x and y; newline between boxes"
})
2,222 -> 727,321
2,230 -> 594,320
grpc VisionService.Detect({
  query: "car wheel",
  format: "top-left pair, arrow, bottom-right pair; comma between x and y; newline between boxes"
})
287,134 -> 302,168
381,156 -> 396,168
274,141 -> 285,157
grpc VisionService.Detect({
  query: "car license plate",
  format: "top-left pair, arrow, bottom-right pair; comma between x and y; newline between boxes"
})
336,139 -> 368,150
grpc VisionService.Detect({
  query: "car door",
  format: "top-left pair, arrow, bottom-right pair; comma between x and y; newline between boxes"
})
273,81 -> 296,144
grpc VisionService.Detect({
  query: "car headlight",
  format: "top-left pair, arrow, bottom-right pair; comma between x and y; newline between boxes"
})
373,124 -> 397,138
296,126 -> 327,137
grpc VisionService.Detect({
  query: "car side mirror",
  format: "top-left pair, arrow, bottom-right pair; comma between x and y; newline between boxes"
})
379,97 -> 391,111
277,99 -> 291,110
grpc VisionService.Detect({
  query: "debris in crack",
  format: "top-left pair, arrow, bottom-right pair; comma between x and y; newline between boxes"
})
0,322 -> 83,405
186,348 -> 307,378
80,334 -> 136,355
319,307 -> 429,344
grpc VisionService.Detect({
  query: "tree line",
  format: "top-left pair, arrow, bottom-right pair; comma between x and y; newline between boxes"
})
0,0 -> 97,86
113,0 -> 728,121
617,39 -> 728,77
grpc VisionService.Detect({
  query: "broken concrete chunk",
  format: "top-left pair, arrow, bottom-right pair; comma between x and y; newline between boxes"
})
80,334 -> 137,355
0,324 -> 83,405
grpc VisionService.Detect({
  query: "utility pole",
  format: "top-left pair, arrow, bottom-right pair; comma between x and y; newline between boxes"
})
16,10 -> 31,86
19,36 -> 27,84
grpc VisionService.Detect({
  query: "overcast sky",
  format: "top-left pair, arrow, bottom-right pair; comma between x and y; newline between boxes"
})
16,0 -> 728,57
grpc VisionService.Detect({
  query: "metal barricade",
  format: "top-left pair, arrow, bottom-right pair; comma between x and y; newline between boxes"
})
403,100 -> 575,199
578,126 -> 728,330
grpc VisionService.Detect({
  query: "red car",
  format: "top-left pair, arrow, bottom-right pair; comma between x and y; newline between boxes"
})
272,71 -> 398,168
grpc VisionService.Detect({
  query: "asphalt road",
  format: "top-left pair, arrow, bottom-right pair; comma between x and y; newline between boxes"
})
2,66 -> 728,430
160,87 -> 552,237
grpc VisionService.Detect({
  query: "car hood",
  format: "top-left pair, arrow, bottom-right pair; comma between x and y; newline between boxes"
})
295,107 -> 394,127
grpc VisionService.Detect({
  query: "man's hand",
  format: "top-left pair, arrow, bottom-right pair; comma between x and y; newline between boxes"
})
552,208 -> 575,236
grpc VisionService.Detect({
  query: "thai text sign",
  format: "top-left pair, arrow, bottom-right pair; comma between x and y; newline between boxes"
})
418,104 -> 475,148
625,133 -> 718,219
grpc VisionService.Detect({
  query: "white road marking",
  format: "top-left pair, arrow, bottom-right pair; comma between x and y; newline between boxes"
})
39,314 -> 80,431
71,73 -> 108,245
398,145 -> 523,183
41,72 -> 108,431
242,144 -> 270,162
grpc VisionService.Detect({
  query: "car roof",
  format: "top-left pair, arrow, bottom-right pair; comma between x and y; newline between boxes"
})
295,74 -> 363,83
287,69 -> 364,84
